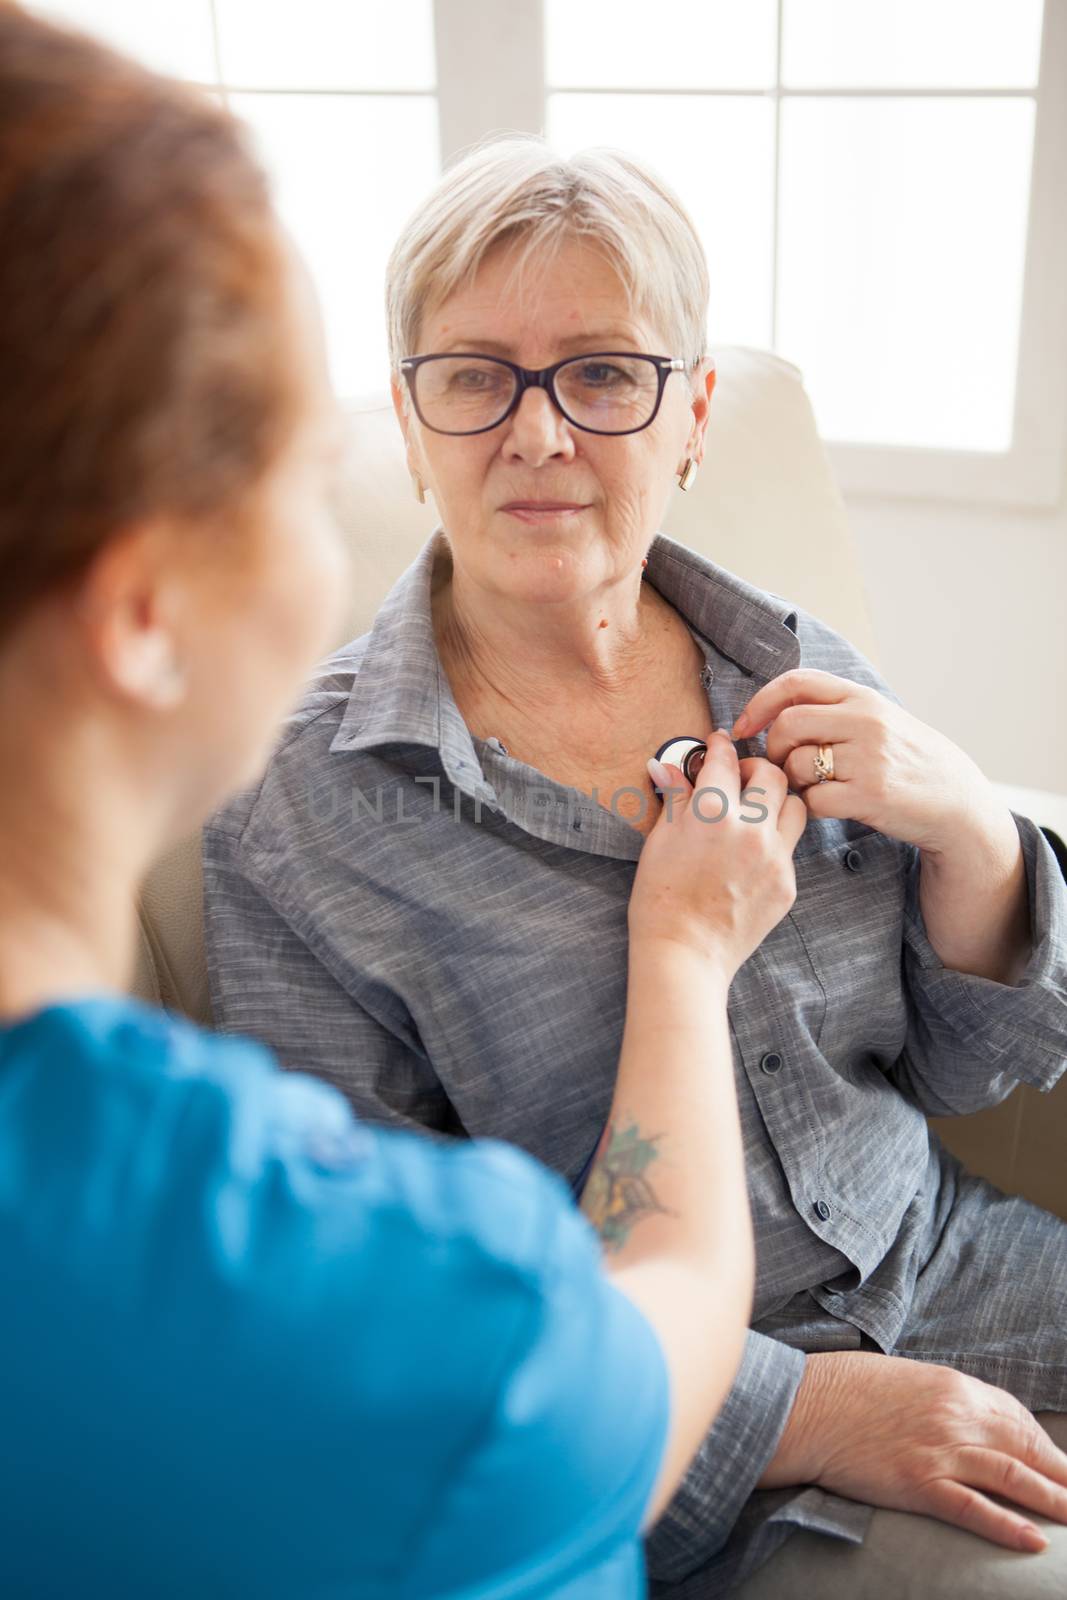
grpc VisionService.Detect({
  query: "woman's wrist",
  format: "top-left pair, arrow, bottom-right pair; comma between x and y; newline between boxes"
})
756,1351 -> 838,1489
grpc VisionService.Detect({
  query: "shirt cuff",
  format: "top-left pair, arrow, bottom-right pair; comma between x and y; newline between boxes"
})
644,1328 -> 807,1584
646,1328 -> 879,1594
649,1488 -> 872,1599
902,811 -> 1067,1090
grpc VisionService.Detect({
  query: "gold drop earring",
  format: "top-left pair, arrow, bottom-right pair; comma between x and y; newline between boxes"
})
678,457 -> 698,492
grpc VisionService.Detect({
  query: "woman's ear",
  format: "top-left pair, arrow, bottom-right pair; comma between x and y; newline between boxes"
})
390,376 -> 429,485
389,375 -> 410,445
686,357 -> 716,466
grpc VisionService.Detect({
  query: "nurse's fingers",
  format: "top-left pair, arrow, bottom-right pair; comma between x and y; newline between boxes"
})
778,792 -> 808,850
691,728 -> 740,812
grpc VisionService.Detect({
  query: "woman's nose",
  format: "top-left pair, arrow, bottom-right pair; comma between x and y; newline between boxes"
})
502,385 -> 576,463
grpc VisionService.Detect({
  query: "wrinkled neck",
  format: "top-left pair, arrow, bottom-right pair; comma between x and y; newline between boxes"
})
433,555 -> 673,730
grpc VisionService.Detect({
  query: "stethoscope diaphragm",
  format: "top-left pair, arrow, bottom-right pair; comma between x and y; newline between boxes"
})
652,735 -> 709,792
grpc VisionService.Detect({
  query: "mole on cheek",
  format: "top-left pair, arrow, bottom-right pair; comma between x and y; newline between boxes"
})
598,619 -> 608,629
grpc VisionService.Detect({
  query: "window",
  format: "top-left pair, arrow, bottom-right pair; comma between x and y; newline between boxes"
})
31,1 -> 1067,505
541,0 -> 1064,505
34,0 -> 439,398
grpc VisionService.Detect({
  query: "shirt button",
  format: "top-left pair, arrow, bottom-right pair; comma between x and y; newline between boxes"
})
814,1198 -> 833,1222
844,848 -> 863,872
760,1051 -> 783,1074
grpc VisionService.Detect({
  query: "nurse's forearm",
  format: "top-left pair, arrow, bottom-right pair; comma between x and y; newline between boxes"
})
584,938 -> 748,1274
583,935 -> 753,1523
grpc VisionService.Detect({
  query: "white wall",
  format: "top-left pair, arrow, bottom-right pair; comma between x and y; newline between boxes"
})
845,489 -> 1067,796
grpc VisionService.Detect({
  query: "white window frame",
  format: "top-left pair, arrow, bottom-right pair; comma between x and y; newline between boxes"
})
432,0 -> 1067,510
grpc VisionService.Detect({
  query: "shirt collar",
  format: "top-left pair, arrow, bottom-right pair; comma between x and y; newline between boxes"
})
329,527 -> 799,793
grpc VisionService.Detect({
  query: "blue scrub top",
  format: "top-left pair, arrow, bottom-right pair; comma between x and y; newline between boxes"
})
0,997 -> 669,1597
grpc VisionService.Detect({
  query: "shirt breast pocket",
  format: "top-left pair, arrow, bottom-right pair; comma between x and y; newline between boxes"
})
790,826 -> 910,1070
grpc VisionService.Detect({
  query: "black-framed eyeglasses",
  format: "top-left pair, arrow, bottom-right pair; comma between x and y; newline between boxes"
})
399,351 -> 689,437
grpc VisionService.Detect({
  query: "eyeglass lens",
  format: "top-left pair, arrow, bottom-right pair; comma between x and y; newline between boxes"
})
413,355 -> 661,434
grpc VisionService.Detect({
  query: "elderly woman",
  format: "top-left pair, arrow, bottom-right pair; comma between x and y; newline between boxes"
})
0,17 -> 798,1594
204,139 -> 1067,1594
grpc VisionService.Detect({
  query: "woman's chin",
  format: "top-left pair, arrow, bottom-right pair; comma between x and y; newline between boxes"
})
488,540 -> 609,605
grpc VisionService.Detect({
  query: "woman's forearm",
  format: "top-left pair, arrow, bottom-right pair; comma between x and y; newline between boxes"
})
582,935 -> 754,1522
918,804 -> 1031,984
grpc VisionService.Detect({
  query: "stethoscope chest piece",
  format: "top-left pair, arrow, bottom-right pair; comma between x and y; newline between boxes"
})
653,735 -> 708,791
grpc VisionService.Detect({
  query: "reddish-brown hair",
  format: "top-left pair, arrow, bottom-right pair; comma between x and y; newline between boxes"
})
0,5 -> 296,640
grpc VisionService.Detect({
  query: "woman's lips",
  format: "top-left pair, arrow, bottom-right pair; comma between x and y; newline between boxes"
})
501,503 -> 589,524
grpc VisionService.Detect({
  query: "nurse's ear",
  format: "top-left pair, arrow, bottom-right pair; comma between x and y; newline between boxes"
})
74,520 -> 191,712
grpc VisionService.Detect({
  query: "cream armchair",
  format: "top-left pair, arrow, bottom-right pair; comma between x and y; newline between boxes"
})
133,345 -> 1067,1221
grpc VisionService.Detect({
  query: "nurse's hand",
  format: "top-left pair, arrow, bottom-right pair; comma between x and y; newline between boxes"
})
731,668 -> 995,856
631,729 -> 807,983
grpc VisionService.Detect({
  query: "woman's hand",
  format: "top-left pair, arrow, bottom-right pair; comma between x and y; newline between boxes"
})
759,1350 -> 1067,1554
731,668 -> 999,855
629,729 -> 808,983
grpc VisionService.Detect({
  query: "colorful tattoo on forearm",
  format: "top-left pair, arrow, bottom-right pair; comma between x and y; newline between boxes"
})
582,1117 -> 674,1252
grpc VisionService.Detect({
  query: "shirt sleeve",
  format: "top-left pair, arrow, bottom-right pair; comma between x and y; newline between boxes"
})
889,810 -> 1067,1115
790,607 -> 1067,1117
401,1163 -> 671,1598
644,1327 -> 806,1585
202,823 -> 462,1137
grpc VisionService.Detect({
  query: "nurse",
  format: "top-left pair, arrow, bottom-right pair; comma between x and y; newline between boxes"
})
0,11 -> 805,1595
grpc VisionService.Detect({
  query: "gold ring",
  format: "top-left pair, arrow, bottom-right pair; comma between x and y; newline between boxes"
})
813,744 -> 835,783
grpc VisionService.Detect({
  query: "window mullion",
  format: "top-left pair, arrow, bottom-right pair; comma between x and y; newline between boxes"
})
771,0 -> 784,352
1005,0 -> 1067,504
433,0 -> 545,166
207,0 -> 225,100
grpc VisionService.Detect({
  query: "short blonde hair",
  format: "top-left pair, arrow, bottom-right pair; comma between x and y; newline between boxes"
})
385,135 -> 709,376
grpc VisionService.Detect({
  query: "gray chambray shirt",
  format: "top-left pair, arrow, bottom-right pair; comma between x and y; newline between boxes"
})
203,529 -> 1067,1594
